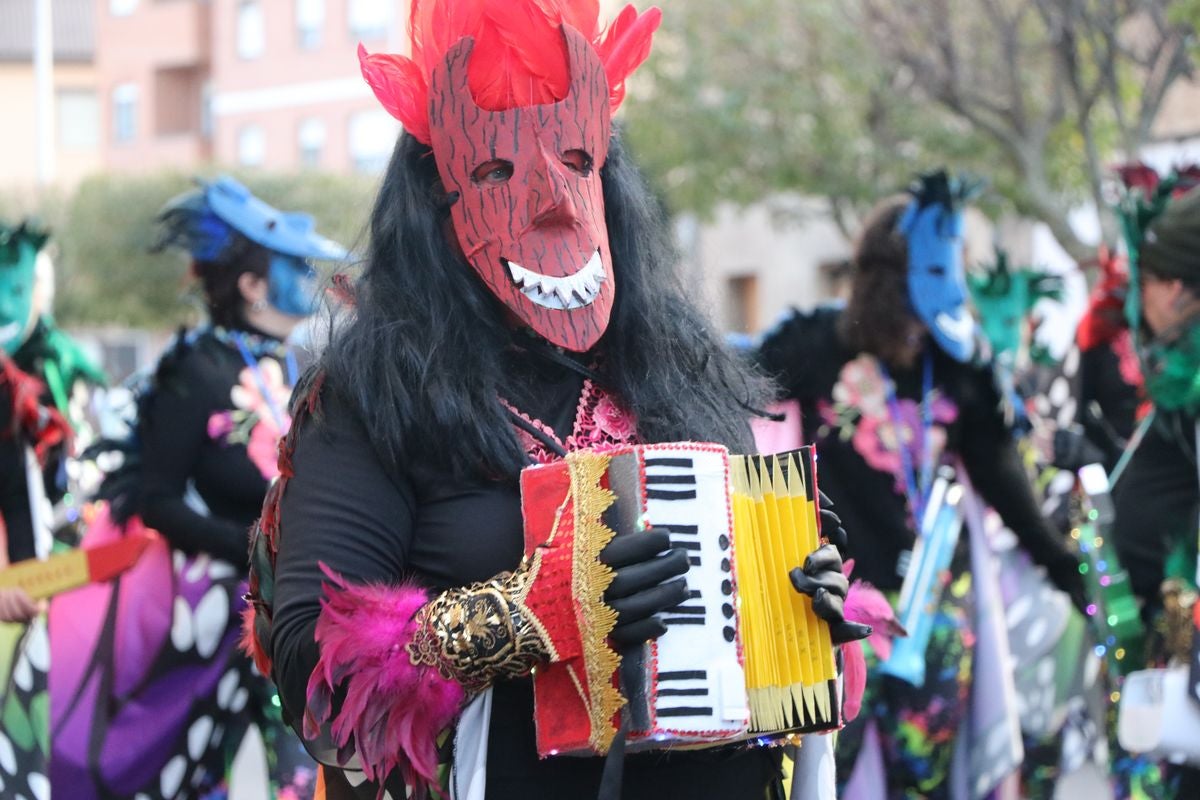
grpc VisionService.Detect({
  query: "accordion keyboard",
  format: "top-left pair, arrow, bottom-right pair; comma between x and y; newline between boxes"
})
639,447 -> 750,739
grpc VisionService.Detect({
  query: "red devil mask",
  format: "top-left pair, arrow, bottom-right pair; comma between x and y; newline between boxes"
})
428,26 -> 613,352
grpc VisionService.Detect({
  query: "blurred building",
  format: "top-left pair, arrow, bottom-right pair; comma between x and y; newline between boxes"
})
0,0 -> 100,190
96,0 -> 400,174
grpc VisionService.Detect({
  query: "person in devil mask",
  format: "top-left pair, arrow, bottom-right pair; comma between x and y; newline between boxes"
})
756,174 -> 1087,799
242,3 -> 867,799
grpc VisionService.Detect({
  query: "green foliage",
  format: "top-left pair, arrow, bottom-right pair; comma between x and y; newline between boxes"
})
0,170 -> 376,329
622,0 -> 1197,254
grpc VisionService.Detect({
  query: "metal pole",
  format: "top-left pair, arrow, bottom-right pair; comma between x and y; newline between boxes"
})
33,0 -> 55,186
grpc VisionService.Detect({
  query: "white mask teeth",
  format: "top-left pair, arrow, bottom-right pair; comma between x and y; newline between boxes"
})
502,249 -> 605,311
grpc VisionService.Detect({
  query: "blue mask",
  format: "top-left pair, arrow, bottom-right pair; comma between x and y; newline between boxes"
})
900,195 -> 975,363
268,254 -> 318,317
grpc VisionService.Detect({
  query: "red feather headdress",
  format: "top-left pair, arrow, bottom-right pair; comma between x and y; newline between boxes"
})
358,1 -> 661,145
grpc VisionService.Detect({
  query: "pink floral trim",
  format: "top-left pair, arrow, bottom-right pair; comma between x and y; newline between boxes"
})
504,378 -> 639,463
1110,329 -> 1144,390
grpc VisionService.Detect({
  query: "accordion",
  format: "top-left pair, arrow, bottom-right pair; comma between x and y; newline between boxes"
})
519,442 -> 840,757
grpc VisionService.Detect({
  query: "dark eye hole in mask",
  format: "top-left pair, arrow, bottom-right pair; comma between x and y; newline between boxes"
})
561,149 -> 594,176
471,160 -> 515,186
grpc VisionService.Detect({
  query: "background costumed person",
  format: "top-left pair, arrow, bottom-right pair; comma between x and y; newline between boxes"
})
242,2 -> 867,798
48,177 -> 345,800
1110,179 -> 1200,800
0,219 -> 72,800
756,173 -> 1087,799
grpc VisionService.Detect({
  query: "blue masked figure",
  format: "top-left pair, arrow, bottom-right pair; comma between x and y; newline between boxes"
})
156,175 -> 348,318
899,171 -> 979,363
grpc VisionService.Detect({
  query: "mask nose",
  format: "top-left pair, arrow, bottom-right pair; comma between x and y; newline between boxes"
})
529,151 -> 579,229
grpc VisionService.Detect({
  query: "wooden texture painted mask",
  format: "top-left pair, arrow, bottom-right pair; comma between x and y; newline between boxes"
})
429,26 -> 613,352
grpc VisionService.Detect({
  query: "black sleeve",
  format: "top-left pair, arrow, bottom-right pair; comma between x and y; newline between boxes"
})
0,435 -> 34,564
958,365 -> 1074,570
1112,414 -> 1199,607
137,357 -> 249,565
269,389 -> 418,730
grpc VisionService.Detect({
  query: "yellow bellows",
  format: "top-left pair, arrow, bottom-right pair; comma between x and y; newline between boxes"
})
730,450 -> 837,733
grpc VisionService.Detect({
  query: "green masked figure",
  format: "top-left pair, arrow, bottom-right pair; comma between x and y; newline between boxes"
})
0,221 -> 46,357
968,248 -> 1063,367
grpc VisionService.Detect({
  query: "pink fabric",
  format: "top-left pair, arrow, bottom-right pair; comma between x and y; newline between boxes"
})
841,559 -> 905,722
306,564 -> 465,791
749,399 -> 802,454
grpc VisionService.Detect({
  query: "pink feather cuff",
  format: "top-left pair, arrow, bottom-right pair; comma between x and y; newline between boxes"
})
306,564 -> 466,789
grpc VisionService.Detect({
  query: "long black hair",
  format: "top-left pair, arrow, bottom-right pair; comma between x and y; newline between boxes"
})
322,129 -> 769,481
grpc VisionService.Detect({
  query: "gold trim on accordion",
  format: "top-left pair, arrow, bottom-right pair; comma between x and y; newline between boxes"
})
520,442 -> 840,756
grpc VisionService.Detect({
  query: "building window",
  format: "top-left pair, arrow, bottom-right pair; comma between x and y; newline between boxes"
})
724,274 -> 759,334
298,118 -> 326,168
237,0 -> 265,60
296,0 -> 324,49
109,0 -> 137,16
112,83 -> 138,144
238,125 -> 266,167
57,90 -> 99,150
348,110 -> 397,173
347,0 -> 390,40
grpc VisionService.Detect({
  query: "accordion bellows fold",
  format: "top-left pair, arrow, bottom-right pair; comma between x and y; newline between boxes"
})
306,565 -> 465,794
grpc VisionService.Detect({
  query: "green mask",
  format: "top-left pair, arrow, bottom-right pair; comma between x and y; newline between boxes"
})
0,223 -> 45,356
968,249 -> 1062,364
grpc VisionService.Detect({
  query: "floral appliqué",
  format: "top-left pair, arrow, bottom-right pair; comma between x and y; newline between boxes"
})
817,354 -> 958,497
207,358 -> 293,480
504,379 -> 639,464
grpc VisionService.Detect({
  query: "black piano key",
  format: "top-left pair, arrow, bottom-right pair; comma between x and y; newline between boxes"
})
647,488 -> 698,500
643,458 -> 694,468
659,524 -> 699,535
688,556 -> 702,567
659,670 -> 707,681
663,617 -> 706,625
687,590 -> 701,599
668,606 -> 706,616
656,688 -> 708,697
645,474 -> 697,485
656,706 -> 714,718
673,541 -> 701,552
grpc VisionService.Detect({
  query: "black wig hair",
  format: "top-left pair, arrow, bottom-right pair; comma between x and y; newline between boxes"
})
321,129 -> 770,481
193,234 -> 271,330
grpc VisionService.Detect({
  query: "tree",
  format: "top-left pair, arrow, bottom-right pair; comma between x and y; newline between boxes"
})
1,171 -> 376,329
622,0 -> 1197,260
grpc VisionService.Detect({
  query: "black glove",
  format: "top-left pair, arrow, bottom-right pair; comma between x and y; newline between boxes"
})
601,528 -> 690,646
817,489 -> 849,557
1045,549 -> 1090,615
1052,426 -> 1107,473
789,544 -> 871,645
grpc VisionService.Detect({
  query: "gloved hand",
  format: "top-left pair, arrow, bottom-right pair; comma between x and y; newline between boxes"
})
1045,549 -> 1090,615
790,544 -> 872,645
0,588 -> 38,624
1052,425 -> 1107,473
817,489 -> 848,557
601,528 -> 690,646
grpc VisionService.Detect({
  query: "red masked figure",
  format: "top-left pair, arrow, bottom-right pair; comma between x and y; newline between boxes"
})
430,29 -> 613,351
358,0 -> 661,353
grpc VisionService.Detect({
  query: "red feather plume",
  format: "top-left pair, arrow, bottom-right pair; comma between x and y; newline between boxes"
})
358,1 -> 661,145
